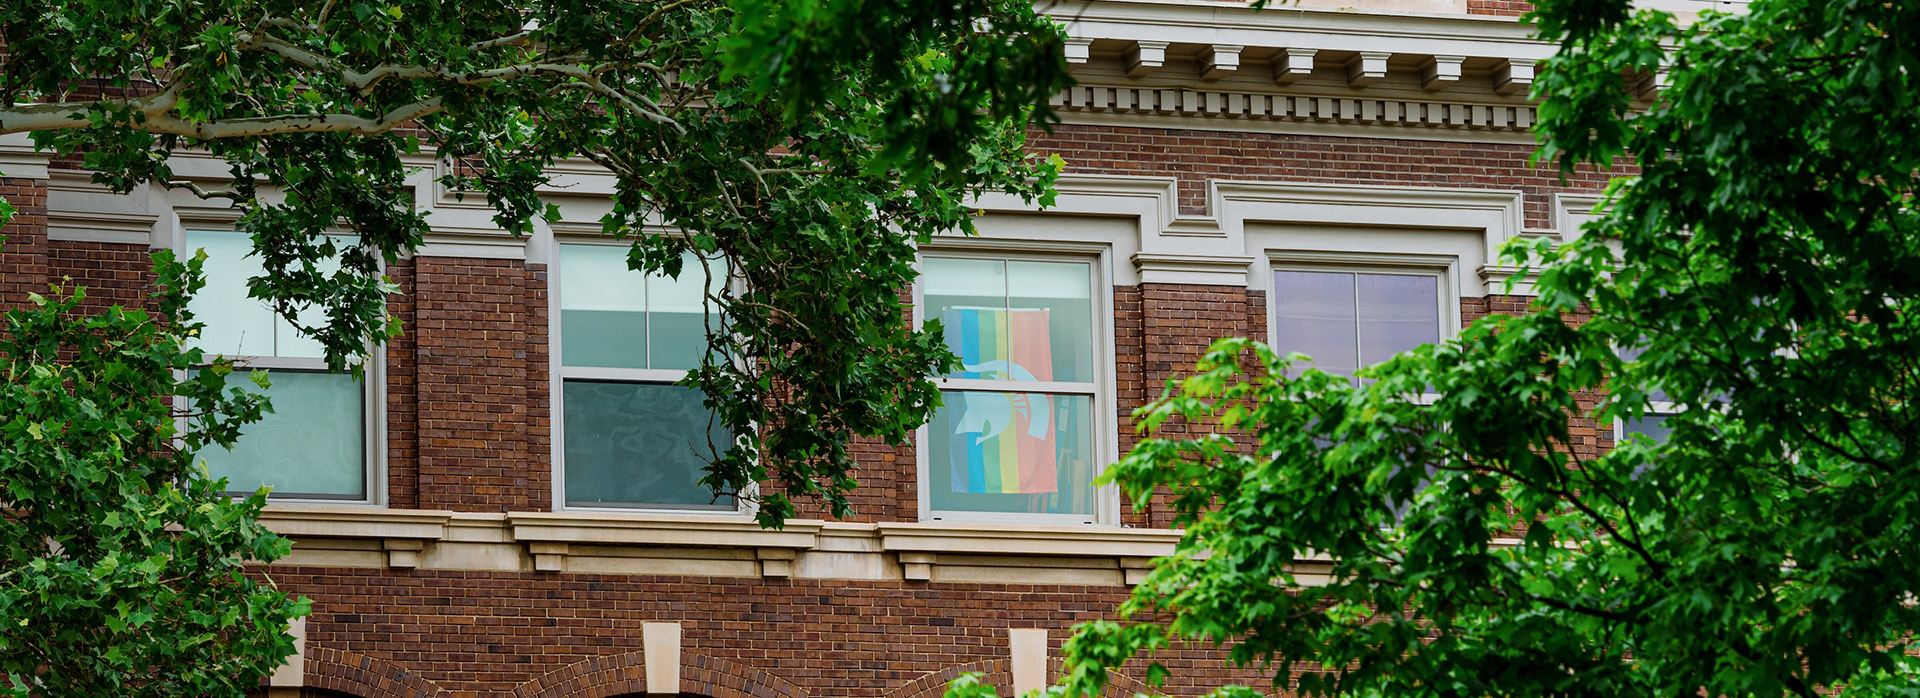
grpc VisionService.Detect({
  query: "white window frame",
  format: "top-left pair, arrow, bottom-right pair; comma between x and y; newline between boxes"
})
1612,343 -> 1682,447
1266,251 -> 1462,380
913,241 -> 1120,526
173,224 -> 387,506
547,234 -> 754,517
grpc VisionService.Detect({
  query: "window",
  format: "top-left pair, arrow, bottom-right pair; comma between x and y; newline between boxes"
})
1271,266 -> 1447,381
184,230 -> 374,501
554,242 -> 736,511
1615,345 -> 1677,443
919,254 -> 1105,523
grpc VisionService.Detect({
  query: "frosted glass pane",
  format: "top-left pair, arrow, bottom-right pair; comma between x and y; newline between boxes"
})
1357,273 -> 1440,366
1273,271 -> 1359,375
1008,261 -> 1094,383
926,258 -> 1007,380
559,244 -> 647,312
561,244 -> 648,369
928,389 -> 1095,517
1006,260 -> 1091,299
199,370 -> 365,498
650,253 -> 726,371
563,380 -> 735,509
272,237 -> 349,359
185,230 -> 275,358
923,257 -> 1005,299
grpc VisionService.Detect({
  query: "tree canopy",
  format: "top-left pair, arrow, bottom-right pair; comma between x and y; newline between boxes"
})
0,232 -> 306,697
0,0 -> 1072,526
1041,1 -> 1920,697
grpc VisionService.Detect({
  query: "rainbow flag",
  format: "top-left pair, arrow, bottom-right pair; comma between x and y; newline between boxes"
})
942,307 -> 1057,494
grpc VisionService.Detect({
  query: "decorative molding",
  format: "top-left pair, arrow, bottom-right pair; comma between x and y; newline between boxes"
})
257,506 -> 1180,585
1051,84 -> 1536,140
0,133 -> 48,180
643,623 -> 681,695
1494,58 -> 1536,96
45,172 -> 162,244
1271,48 -> 1317,85
1420,55 -> 1466,91
1064,37 -> 1094,71
268,617 -> 306,687
1345,51 -> 1390,88
1008,629 -> 1049,697
1133,251 -> 1255,286
1124,40 -> 1168,78
1199,45 -> 1243,81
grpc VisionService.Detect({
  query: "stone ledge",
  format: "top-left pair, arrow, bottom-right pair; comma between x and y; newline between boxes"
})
257,505 -> 1182,585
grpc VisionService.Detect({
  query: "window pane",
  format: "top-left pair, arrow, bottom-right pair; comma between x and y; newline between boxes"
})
560,244 -> 648,369
1273,271 -> 1359,376
1356,273 -> 1441,366
925,257 -> 1095,384
1622,415 -> 1672,443
1008,261 -> 1094,383
199,370 -> 365,499
185,230 -> 275,358
272,237 -> 350,360
563,380 -> 735,509
925,258 -> 1007,379
927,389 -> 1096,517
649,253 -> 726,371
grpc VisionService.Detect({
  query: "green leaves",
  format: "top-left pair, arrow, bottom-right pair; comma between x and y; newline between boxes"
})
0,245 -> 303,697
1032,2 -> 1920,698
1,0 -> 1068,526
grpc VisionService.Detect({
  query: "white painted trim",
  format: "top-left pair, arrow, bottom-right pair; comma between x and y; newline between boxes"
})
0,134 -> 47,180
1051,0 -> 1553,60
974,176 -> 1561,295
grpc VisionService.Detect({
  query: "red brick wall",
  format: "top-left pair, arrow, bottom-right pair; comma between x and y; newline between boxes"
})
0,178 -> 48,314
411,256 -> 550,512
1027,125 -> 1618,230
1467,0 -> 1532,17
272,566 -> 1263,698
48,240 -> 154,315
386,260 -> 421,509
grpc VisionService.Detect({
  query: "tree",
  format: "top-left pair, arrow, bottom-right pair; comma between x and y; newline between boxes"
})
0,0 -> 1072,526
1042,1 -> 1920,697
0,230 -> 308,696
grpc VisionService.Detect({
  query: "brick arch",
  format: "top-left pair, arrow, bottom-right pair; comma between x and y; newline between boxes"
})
514,651 -> 806,698
886,660 -> 1153,698
305,647 -> 449,698
886,659 -> 1013,698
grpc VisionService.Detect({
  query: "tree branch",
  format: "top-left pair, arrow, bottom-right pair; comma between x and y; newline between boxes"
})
0,84 -> 181,136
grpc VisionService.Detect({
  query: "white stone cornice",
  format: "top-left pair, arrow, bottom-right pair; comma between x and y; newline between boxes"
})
0,133 -> 48,180
1420,55 -> 1466,91
1124,40 -> 1169,78
1198,44 -> 1243,81
1051,0 -> 1554,64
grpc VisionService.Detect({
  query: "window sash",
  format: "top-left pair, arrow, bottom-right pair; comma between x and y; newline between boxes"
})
915,248 -> 1112,525
552,240 -> 742,513
181,229 -> 378,504
1271,265 -> 1448,381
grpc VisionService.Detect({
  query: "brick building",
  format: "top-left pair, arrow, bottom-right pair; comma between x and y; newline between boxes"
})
0,0 -> 1714,696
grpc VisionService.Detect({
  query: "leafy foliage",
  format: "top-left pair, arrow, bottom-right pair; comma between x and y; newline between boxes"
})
1043,1 -> 1920,697
0,245 -> 306,696
0,0 -> 1071,525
